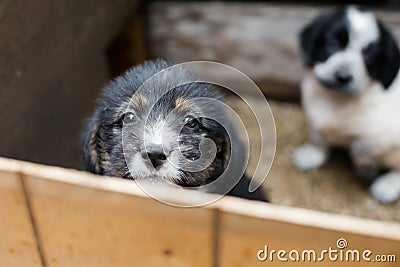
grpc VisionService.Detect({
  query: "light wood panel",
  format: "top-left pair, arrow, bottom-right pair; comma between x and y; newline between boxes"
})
24,174 -> 214,267
0,157 -> 399,266
215,198 -> 400,266
0,170 -> 42,267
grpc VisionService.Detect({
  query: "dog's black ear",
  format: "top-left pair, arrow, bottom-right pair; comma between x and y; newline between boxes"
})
299,14 -> 331,67
375,22 -> 400,89
81,113 -> 103,174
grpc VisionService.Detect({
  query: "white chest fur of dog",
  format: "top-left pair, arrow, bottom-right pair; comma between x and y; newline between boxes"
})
302,71 -> 400,170
293,5 -> 400,204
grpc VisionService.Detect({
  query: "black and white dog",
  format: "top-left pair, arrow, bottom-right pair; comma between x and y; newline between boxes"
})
293,5 -> 400,204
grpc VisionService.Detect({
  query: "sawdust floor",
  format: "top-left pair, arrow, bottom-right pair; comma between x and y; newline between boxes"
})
227,96 -> 400,223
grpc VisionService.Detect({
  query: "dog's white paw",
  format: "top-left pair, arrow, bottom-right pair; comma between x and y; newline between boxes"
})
370,173 -> 400,204
292,144 -> 327,171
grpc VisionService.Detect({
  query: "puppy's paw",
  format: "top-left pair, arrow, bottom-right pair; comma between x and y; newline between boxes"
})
292,144 -> 327,171
370,173 -> 400,204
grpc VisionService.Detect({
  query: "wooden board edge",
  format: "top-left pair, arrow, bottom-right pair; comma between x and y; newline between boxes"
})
0,157 -> 219,207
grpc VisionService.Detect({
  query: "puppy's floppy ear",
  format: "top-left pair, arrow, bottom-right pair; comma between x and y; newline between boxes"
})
299,14 -> 331,67
81,113 -> 103,174
375,22 -> 400,89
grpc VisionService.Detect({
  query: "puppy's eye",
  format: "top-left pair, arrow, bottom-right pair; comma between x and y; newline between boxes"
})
184,116 -> 198,128
326,38 -> 339,53
123,112 -> 135,124
362,44 -> 377,62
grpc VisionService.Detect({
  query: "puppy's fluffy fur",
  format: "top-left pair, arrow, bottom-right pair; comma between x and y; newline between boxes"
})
81,59 -> 267,201
293,5 -> 400,204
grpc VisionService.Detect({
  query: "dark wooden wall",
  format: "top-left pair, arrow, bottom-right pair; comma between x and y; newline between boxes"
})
0,0 -> 141,169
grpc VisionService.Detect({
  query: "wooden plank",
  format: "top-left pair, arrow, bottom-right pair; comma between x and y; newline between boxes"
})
215,198 -> 400,266
148,2 -> 400,99
0,0 -> 141,169
23,172 -> 214,267
1,157 -> 399,266
0,170 -> 43,267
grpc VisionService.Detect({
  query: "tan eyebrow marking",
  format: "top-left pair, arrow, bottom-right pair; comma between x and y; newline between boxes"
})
175,96 -> 188,108
130,93 -> 148,109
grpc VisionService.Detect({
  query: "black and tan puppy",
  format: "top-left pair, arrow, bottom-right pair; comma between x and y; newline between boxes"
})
81,59 -> 267,201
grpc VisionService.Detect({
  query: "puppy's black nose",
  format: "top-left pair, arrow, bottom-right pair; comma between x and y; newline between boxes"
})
142,145 -> 167,168
335,71 -> 352,84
